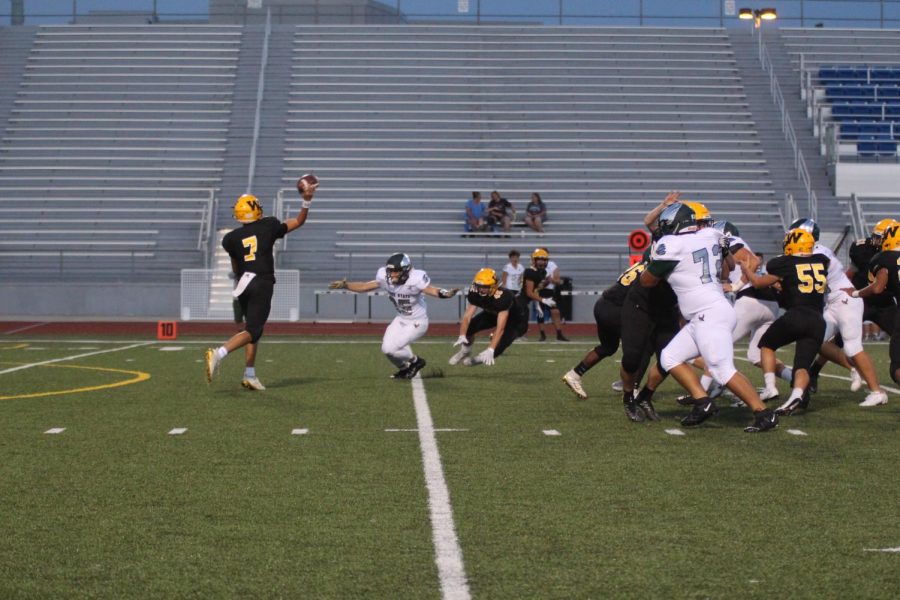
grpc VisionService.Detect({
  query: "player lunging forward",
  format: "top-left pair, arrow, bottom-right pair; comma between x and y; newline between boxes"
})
330,253 -> 458,379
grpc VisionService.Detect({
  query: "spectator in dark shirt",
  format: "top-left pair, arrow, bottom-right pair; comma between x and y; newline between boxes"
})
524,193 -> 547,233
486,190 -> 514,234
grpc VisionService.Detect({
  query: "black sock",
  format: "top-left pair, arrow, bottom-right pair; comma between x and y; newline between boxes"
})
574,361 -> 591,376
623,391 -> 634,403
809,361 -> 824,377
636,386 -> 655,402
694,396 -> 711,406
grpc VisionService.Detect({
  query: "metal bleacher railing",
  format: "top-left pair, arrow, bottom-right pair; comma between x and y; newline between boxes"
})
758,34 -> 819,221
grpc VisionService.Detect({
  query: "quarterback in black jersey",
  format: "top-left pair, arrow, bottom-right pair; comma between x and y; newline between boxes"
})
740,229 -> 829,415
561,260 -> 645,401
205,177 -> 319,388
845,223 -> 900,387
449,268 -> 529,367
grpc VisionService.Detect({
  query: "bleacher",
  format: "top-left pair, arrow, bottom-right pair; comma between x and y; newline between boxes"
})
275,25 -> 781,287
0,24 -> 238,281
784,28 -> 900,159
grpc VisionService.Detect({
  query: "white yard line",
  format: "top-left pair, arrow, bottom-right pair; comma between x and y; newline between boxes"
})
411,376 -> 471,600
0,342 -> 153,376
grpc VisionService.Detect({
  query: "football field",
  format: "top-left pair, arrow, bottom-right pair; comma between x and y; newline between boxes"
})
0,334 -> 898,599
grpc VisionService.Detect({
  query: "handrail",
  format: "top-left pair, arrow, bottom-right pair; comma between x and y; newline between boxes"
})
196,188 -> 217,266
759,34 -> 818,221
780,193 -> 799,229
848,193 -> 867,239
245,7 -> 271,194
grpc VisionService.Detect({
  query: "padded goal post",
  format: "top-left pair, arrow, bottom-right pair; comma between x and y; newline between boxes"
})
180,269 -> 300,321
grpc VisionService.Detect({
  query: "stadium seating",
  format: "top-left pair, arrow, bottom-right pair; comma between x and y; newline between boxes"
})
275,25 -> 781,286
0,24 -> 237,281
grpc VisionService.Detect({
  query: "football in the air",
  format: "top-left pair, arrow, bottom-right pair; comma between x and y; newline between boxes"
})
297,173 -> 319,192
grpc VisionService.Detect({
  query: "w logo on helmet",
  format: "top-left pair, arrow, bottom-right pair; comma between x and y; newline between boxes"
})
234,194 -> 263,224
882,223 -> 900,251
783,228 -> 814,256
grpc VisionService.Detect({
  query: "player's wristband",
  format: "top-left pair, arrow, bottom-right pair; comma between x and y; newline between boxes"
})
301,200 -> 312,210
851,290 -> 860,298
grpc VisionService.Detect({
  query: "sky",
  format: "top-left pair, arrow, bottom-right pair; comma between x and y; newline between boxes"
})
3,0 -> 900,28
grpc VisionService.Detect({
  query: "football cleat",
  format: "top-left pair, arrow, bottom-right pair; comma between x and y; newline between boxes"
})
405,357 -> 427,379
680,399 -> 719,427
808,372 -> 819,394
556,332 -> 570,342
758,387 -> 780,402
676,393 -> 695,407
539,331 -> 547,342
205,348 -> 220,383
448,344 -> 471,365
638,398 -> 661,422
859,390 -> 888,407
241,377 -> 266,391
624,394 -> 645,423
611,379 -> 624,392
462,356 -> 481,367
390,365 -> 411,379
774,393 -> 808,416
849,368 -> 863,392
744,409 -> 779,433
707,381 -> 725,399
562,370 -> 588,399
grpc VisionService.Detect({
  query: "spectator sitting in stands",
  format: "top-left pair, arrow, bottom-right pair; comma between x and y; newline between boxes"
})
486,190 -> 515,234
464,191 -> 488,235
524,193 -> 547,233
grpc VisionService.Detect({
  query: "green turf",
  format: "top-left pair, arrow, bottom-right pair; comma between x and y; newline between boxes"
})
0,336 -> 898,599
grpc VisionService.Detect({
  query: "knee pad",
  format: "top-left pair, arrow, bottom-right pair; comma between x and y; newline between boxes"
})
247,324 -> 264,344
594,341 -> 619,360
621,348 -> 642,374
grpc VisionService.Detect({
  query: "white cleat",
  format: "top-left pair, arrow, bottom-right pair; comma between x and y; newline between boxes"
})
461,356 -> 481,367
205,348 -> 220,383
758,387 -> 780,402
849,368 -> 863,392
448,344 -> 471,365
707,381 -> 725,399
859,390 -> 888,407
562,370 -> 588,400
241,377 -> 266,391
611,379 -> 624,392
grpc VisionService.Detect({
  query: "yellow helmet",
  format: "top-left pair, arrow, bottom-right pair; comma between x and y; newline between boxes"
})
783,228 -> 815,256
472,268 -> 499,296
872,218 -> 898,245
882,223 -> 900,251
233,193 -> 263,224
531,247 -> 549,265
682,201 -> 713,226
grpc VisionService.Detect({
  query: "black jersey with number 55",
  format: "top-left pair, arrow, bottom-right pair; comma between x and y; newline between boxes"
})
222,216 -> 288,282
766,253 -> 831,311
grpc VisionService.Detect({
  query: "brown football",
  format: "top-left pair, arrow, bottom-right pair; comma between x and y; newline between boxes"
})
297,173 -> 319,192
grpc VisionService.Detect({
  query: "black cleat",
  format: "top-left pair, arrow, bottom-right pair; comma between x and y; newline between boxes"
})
624,393 -> 645,422
556,332 -> 570,342
808,373 -> 818,394
405,356 -> 427,379
638,398 -> 661,422
680,398 -> 719,427
744,409 -> 779,433
390,366 -> 411,379
539,331 -> 547,342
675,393 -> 695,407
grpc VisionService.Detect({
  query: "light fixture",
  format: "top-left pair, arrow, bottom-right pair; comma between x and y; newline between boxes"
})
738,7 -> 778,28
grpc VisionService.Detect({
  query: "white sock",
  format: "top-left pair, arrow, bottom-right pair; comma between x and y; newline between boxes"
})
789,387 -> 804,401
779,367 -> 793,382
215,347 -> 228,360
244,367 -> 255,378
764,372 -> 776,390
700,375 -> 714,391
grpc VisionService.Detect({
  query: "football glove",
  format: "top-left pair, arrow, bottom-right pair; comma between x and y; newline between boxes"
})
477,348 -> 495,366
718,236 -> 733,257
438,288 -> 459,299
329,278 -> 348,290
541,298 -> 557,308
453,335 -> 469,347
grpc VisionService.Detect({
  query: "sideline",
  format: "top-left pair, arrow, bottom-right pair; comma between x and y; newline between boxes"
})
411,375 -> 471,600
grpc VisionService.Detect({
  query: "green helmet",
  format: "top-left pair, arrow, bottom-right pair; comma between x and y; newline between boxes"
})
713,220 -> 741,237
657,202 -> 699,236
788,218 -> 820,242
386,253 -> 412,284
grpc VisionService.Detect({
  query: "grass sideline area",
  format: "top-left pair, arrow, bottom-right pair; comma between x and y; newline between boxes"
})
0,335 -> 898,598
